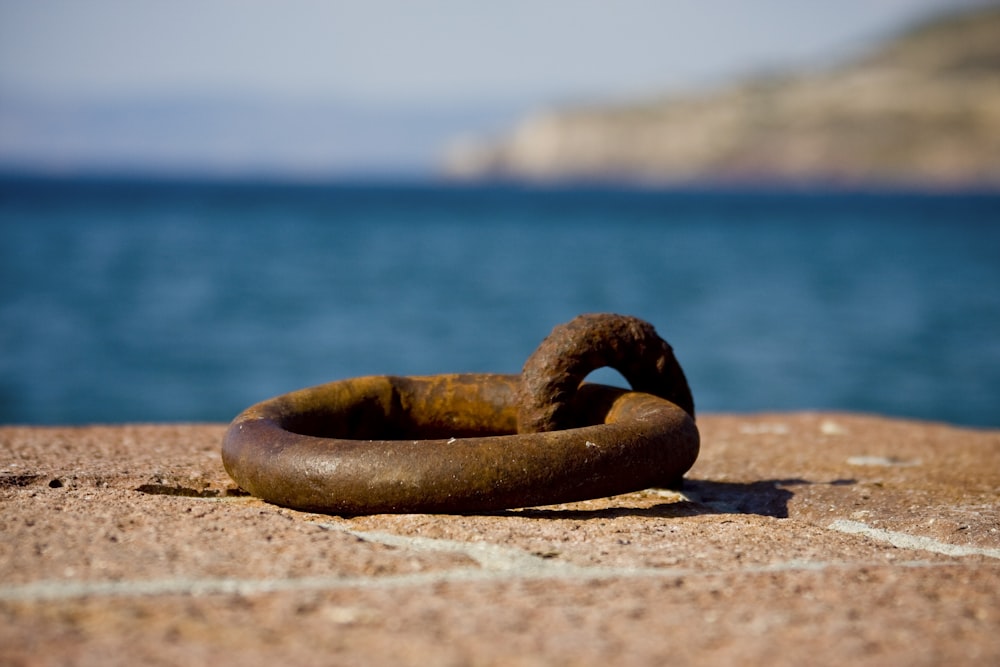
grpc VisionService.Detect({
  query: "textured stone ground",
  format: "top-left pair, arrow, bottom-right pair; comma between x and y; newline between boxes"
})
2,413 -> 998,666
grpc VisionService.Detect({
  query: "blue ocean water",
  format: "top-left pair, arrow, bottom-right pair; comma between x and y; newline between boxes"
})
1,176 -> 998,427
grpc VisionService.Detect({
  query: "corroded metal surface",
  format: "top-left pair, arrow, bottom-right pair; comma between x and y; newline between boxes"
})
222,374 -> 698,514
222,314 -> 698,514
518,313 -> 695,433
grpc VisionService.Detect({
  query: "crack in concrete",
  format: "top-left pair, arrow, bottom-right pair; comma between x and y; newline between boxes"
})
828,520 -> 1000,559
0,558 -> 957,604
1,520 -> 992,604
319,523 -> 587,575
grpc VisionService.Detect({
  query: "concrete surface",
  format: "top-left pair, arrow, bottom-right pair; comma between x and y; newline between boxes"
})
1,412 -> 998,666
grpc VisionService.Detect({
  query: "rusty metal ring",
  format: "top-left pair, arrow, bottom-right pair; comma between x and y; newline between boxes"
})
222,373 -> 698,515
518,313 -> 695,434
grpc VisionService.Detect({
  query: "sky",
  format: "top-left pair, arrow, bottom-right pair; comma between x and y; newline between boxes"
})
0,0 -> 995,176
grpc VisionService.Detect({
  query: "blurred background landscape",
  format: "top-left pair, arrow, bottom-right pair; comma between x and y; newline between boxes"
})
1,1 -> 999,427
3,0 -> 998,184
445,5 -> 1000,188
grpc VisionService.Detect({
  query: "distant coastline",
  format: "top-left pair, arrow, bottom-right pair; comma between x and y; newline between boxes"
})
442,6 -> 1000,190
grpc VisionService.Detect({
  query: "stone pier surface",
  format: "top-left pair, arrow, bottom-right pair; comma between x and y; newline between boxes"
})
2,413 -> 998,666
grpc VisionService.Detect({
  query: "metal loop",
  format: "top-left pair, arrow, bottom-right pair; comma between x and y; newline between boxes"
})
222,373 -> 698,515
518,313 -> 695,434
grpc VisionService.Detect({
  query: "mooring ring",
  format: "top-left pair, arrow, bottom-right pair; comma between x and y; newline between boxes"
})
222,373 -> 698,514
518,313 -> 695,434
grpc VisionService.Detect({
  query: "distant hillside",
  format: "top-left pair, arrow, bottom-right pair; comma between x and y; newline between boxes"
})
443,7 -> 1000,188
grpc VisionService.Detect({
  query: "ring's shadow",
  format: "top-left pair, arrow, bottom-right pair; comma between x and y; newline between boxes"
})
493,478 -> 854,520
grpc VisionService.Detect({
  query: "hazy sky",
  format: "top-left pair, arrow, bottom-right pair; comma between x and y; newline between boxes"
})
1,0 -> 994,107
1,0 -> 996,176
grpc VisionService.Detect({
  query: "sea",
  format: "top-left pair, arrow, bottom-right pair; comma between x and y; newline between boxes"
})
1,175 -> 998,428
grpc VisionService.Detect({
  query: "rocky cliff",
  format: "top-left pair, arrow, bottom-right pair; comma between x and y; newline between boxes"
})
443,7 -> 1000,188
